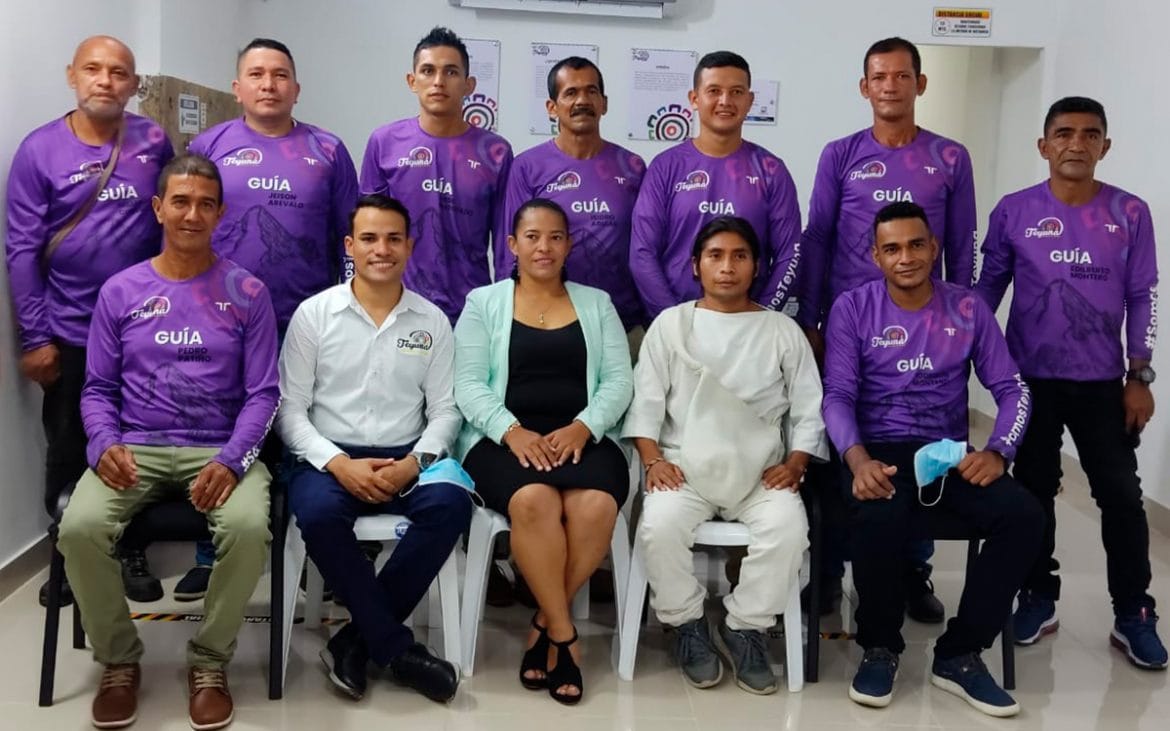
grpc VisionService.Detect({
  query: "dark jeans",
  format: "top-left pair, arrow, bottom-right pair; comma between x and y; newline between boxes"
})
288,444 -> 473,666
1013,378 -> 1155,615
42,342 -> 88,518
845,442 -> 1043,658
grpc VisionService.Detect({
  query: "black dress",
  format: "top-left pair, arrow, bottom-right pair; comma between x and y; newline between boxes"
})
463,319 -> 629,517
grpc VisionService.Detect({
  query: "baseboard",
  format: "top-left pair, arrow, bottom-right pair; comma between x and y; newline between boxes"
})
970,409 -> 1170,540
0,536 -> 48,603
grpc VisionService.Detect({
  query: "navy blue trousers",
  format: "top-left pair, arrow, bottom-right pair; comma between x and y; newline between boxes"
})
288,444 -> 473,666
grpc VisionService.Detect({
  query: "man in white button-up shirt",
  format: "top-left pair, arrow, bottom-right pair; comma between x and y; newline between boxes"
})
278,194 -> 470,704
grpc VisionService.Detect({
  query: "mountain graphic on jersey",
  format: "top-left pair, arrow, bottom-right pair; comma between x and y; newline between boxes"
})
1017,280 -> 1119,373
873,388 -> 953,438
142,363 -> 240,444
569,227 -> 632,292
406,207 -> 447,294
216,205 -> 321,283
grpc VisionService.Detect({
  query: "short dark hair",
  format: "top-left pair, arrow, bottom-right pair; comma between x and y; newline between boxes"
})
693,51 -> 751,89
872,201 -> 931,238
547,56 -> 605,100
349,193 -> 411,235
692,216 -> 760,262
156,154 -> 222,203
1043,96 -> 1108,136
237,38 -> 296,76
511,198 -> 569,237
863,37 -> 921,77
413,26 -> 469,75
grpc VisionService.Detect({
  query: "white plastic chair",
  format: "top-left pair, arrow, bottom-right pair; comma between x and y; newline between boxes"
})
460,506 -> 632,675
279,514 -> 462,690
618,519 -> 805,691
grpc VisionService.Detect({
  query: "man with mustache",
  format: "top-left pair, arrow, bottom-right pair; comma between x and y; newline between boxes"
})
503,56 -> 646,344
5,35 -> 174,607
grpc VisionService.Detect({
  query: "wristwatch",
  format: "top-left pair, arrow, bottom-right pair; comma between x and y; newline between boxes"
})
409,451 -> 438,470
1126,366 -> 1157,385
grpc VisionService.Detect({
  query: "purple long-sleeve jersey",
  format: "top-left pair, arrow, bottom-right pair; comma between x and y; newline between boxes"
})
82,258 -> 280,478
188,118 -> 358,331
360,118 -> 513,323
975,181 -> 1159,381
503,140 -> 646,329
5,112 -> 175,350
798,128 -> 976,328
822,279 -> 1031,461
629,139 -> 802,320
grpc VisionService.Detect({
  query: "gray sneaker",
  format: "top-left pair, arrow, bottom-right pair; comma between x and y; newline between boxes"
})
714,622 -> 779,695
673,618 -> 724,688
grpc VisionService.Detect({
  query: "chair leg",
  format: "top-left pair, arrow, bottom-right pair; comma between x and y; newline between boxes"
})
571,581 -> 590,620
303,561 -> 325,629
805,490 -> 823,683
783,577 -> 804,692
39,545 -> 67,707
459,509 -> 499,676
278,520 -> 306,698
437,549 -> 462,676
617,536 -> 649,681
268,492 -> 287,701
72,601 -> 85,649
1002,618 -> 1016,690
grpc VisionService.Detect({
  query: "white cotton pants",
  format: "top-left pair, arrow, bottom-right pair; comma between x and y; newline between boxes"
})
638,483 -> 809,632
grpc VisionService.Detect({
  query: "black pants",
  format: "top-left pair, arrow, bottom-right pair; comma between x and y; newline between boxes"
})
41,343 -> 88,518
1013,378 -> 1155,615
845,442 -> 1042,658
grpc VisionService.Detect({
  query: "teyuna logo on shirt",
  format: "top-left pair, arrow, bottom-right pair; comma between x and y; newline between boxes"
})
397,146 -> 434,168
1025,217 -> 1064,239
850,161 -> 887,181
545,171 -> 582,193
69,160 -> 105,184
397,329 -> 433,354
222,148 -> 263,166
674,170 -> 710,193
871,325 -> 908,348
130,295 -> 171,320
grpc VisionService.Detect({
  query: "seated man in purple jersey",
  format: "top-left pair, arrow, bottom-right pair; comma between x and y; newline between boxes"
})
57,155 -> 279,731
279,194 -> 469,704
823,202 -> 1041,717
4,35 -> 174,607
798,37 -> 979,623
630,51 -> 801,321
165,36 -> 359,606
361,26 -> 513,324
503,56 -> 646,345
976,97 -> 1166,670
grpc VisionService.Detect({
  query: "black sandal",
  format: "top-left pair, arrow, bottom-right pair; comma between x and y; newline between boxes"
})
519,613 -> 550,690
546,627 -> 583,705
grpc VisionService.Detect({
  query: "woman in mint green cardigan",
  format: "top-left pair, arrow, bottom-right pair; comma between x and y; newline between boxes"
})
455,200 -> 633,705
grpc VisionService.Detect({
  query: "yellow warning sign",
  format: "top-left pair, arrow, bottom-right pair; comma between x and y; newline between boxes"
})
932,7 -> 992,37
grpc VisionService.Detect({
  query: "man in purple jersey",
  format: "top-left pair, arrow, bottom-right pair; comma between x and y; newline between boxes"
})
165,37 -> 358,603
629,51 -> 801,321
504,56 -> 646,337
5,35 -> 175,607
976,97 -> 1166,670
800,37 -> 977,624
57,155 -> 278,731
824,202 -> 1040,717
360,26 -> 513,324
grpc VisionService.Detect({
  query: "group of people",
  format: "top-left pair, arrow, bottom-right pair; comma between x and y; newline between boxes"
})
4,23 -> 1163,731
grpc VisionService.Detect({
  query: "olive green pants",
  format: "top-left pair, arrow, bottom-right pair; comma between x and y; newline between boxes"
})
58,445 -> 270,668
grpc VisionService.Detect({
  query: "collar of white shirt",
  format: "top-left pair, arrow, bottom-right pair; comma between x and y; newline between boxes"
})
326,281 -> 431,323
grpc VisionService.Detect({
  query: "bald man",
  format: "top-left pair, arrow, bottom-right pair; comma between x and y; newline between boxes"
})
5,36 -> 175,606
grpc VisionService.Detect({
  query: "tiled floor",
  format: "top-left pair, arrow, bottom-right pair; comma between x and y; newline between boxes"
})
2,468 -> 1167,730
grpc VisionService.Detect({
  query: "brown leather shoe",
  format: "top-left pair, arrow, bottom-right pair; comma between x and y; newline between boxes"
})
92,663 -> 140,729
187,667 -> 233,730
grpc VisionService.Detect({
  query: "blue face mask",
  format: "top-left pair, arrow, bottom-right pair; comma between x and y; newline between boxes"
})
403,458 -> 483,506
913,439 -> 968,489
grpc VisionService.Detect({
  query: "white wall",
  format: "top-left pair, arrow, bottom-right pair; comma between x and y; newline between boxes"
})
0,0 -> 159,569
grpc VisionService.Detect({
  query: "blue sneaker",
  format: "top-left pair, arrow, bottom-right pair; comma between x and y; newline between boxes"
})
1013,590 -> 1058,645
931,652 -> 1020,717
849,648 -> 899,707
1110,606 -> 1168,670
